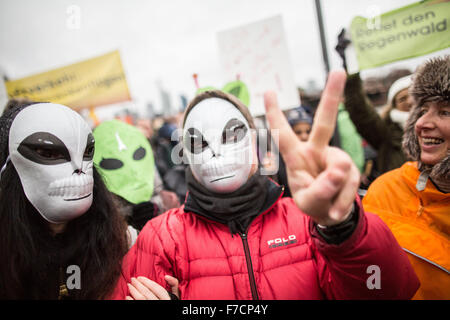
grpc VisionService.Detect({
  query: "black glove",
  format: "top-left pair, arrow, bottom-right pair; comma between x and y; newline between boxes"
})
335,28 -> 351,72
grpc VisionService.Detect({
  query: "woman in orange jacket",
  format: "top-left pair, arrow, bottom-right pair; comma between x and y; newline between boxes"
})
363,55 -> 449,299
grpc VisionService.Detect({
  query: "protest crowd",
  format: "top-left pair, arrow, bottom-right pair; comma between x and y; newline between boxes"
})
0,1 -> 448,302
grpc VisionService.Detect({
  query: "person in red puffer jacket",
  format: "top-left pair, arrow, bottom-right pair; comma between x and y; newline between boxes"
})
112,71 -> 419,300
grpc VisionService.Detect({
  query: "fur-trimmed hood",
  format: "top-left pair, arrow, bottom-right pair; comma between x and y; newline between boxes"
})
402,55 -> 450,186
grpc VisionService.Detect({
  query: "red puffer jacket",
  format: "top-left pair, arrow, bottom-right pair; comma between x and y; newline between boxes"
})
112,190 -> 419,300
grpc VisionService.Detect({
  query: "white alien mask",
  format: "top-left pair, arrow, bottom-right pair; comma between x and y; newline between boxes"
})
183,98 -> 257,193
8,103 -> 94,224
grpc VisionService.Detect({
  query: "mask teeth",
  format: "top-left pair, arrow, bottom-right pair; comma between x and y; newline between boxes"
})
203,161 -> 238,178
202,155 -> 251,177
82,176 -> 90,196
48,175 -> 94,198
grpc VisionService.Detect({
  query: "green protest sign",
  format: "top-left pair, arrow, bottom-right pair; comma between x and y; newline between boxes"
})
350,0 -> 450,70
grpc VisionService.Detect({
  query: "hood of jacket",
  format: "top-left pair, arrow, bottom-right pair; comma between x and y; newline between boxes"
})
402,55 -> 450,187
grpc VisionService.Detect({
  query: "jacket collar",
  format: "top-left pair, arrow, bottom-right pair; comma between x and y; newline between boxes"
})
183,178 -> 284,233
402,162 -> 449,205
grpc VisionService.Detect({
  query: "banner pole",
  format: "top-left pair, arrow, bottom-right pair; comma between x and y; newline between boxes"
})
314,0 -> 330,75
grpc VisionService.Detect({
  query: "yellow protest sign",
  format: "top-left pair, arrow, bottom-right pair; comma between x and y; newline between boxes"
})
5,50 -> 131,110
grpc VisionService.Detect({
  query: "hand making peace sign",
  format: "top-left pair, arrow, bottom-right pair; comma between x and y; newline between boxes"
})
264,70 -> 360,226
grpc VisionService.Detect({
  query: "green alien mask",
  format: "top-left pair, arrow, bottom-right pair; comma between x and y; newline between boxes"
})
93,119 -> 155,204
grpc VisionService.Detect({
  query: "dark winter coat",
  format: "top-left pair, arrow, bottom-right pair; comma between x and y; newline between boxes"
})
344,73 -> 407,174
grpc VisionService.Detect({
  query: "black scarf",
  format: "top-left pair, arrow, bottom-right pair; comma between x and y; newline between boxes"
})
184,167 -> 269,235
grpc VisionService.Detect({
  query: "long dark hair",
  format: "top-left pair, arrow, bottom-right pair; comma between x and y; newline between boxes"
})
0,104 -> 128,299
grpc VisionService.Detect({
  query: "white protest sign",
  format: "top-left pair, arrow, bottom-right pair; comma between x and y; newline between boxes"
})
217,15 -> 300,117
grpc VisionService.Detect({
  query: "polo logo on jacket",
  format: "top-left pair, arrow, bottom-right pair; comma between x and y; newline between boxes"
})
267,235 -> 297,248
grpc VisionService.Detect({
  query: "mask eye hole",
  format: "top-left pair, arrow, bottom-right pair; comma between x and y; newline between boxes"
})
185,128 -> 208,154
35,148 -> 65,159
222,119 -> 248,144
83,145 -> 95,159
83,133 -> 95,160
133,147 -> 146,160
18,132 -> 71,165
99,158 -> 123,170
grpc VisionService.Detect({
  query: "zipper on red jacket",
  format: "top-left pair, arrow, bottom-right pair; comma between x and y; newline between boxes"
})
240,232 -> 259,300
236,185 -> 284,300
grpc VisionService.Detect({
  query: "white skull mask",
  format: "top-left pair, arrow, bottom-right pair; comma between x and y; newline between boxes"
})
183,98 -> 257,193
8,103 -> 94,224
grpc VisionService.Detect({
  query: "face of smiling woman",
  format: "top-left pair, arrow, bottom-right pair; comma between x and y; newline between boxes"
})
415,101 -> 450,165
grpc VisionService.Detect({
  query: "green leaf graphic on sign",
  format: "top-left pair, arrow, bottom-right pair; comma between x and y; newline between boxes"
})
222,80 -> 250,107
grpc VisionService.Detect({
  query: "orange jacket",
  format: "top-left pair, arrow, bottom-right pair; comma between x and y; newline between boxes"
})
363,162 -> 450,299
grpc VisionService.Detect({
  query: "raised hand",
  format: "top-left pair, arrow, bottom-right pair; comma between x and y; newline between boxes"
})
264,70 -> 360,226
335,28 -> 351,72
126,275 -> 180,300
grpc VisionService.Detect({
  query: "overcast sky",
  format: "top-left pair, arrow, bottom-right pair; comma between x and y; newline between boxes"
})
0,0 -> 435,115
